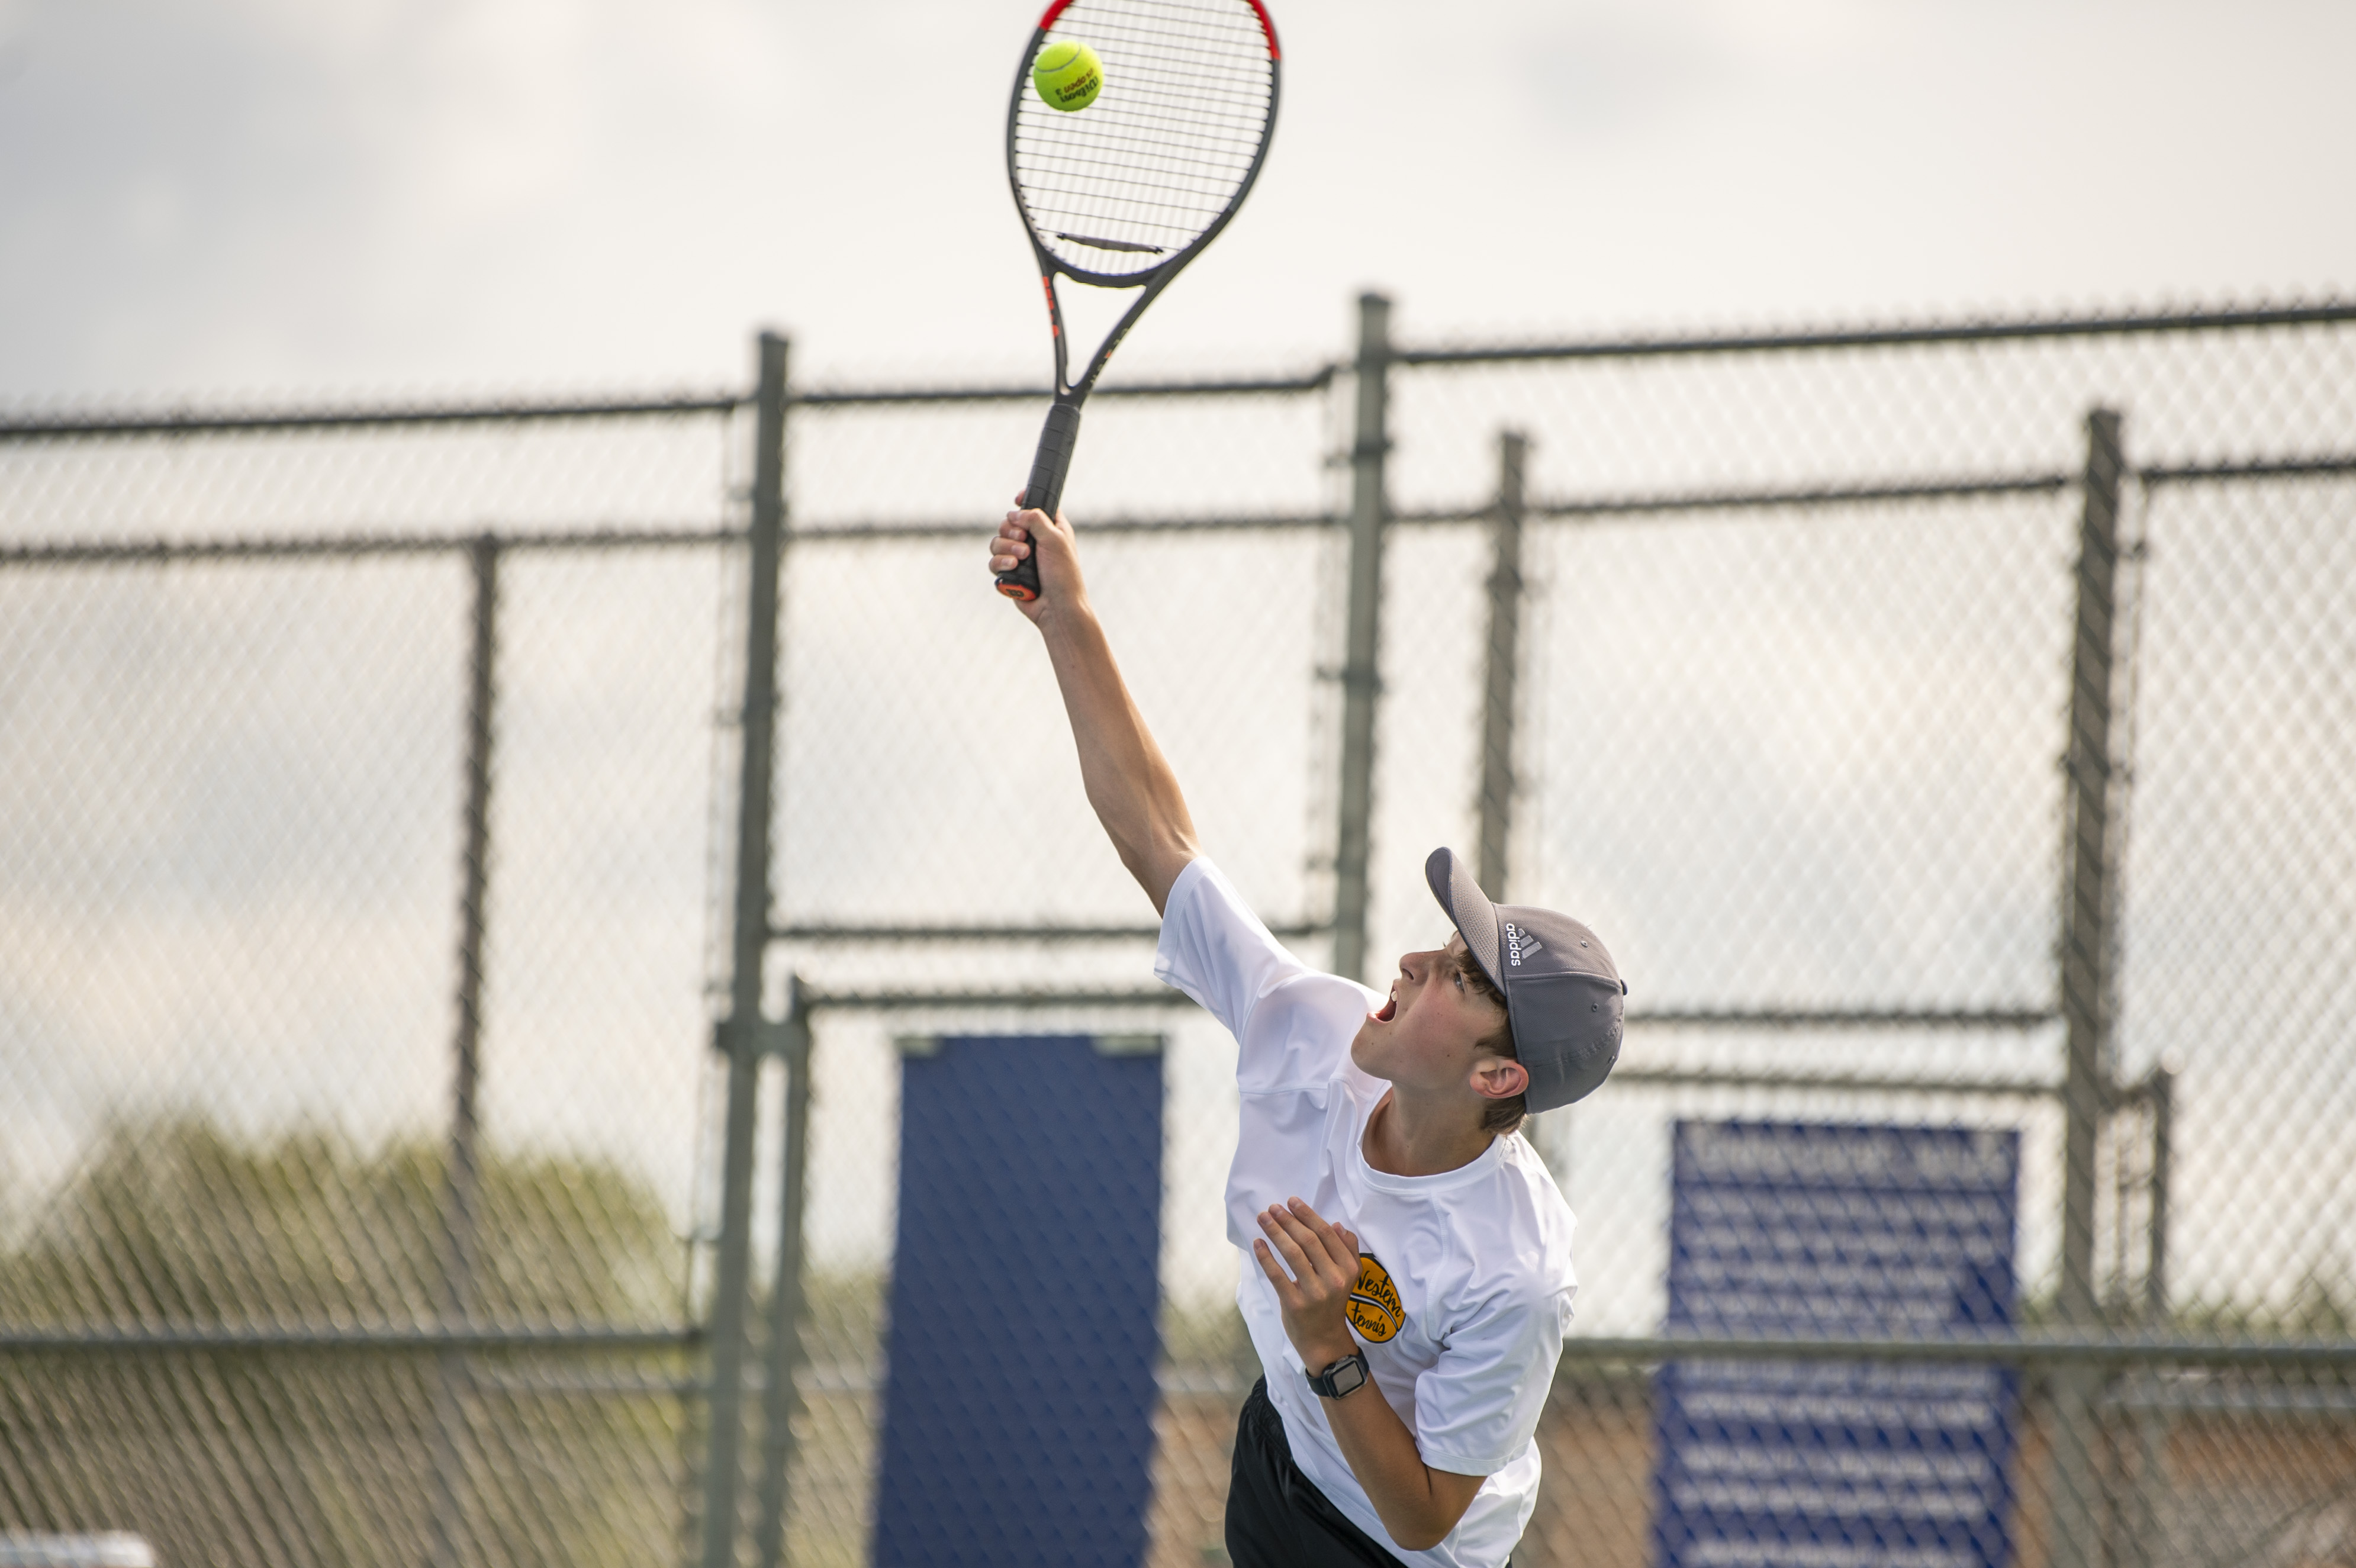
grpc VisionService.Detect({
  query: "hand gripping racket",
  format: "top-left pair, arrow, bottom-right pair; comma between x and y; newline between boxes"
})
993,0 -> 1282,600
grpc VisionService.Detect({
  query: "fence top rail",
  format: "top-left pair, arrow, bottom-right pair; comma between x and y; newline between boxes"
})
10,300 -> 2353,440
2142,453 -> 2356,485
0,371 -> 1337,442
1391,299 -> 2356,368
11,442 -> 2353,567
791,368 -> 1336,407
0,391 -> 746,443
0,524 -> 740,566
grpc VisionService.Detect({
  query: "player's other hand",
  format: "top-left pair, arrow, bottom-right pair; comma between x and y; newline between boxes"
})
990,492 -> 1084,624
1253,1197 -> 1362,1371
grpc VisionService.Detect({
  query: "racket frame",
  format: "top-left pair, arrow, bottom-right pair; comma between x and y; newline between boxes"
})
995,0 -> 1282,598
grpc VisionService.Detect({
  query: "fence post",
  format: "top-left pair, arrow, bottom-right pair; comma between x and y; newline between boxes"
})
1332,292 -> 1392,981
1476,430 -> 1527,898
2121,1059 -> 2177,1568
702,330 -> 791,1568
753,976 -> 814,1568
2145,1062 -> 2172,1322
2051,405 -> 2125,1568
430,532 -> 500,1568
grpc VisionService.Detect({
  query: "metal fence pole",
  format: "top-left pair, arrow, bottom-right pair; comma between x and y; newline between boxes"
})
752,976 -> 813,1568
1332,291 -> 1392,981
430,533 -> 500,1568
2144,1063 -> 2173,1323
1476,430 -> 1527,898
2123,1060 -> 2178,1568
2052,405 -> 2125,1568
701,331 -> 791,1568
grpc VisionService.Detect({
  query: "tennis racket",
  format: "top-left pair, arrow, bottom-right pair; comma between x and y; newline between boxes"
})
993,0 -> 1282,600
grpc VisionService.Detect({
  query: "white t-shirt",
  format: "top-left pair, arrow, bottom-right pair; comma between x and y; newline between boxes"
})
1155,858 -> 1578,1568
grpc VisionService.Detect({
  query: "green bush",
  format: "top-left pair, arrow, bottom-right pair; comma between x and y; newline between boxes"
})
0,1119 -> 692,1568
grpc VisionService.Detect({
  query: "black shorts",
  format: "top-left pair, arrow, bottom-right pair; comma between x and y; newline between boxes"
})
1224,1377 -> 1414,1568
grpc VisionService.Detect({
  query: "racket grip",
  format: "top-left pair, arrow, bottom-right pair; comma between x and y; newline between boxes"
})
997,402 -> 1083,601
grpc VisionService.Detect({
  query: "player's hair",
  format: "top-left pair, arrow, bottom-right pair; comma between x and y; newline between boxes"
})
1453,949 -> 1526,1137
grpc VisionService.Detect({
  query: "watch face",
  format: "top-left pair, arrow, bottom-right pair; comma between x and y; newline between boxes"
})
1330,1357 -> 1367,1396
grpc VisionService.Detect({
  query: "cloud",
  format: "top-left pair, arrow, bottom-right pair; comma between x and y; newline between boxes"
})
1517,5 -> 1726,140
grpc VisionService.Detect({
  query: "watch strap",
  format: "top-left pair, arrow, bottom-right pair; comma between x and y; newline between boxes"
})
1305,1350 -> 1369,1399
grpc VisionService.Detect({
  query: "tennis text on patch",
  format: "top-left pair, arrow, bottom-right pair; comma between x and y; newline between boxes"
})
1347,1253 -> 1404,1343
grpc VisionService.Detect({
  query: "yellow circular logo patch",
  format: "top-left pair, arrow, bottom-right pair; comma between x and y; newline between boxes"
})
1347,1253 -> 1404,1343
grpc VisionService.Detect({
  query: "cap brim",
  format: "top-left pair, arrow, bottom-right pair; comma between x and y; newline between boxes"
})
1424,848 -> 1504,989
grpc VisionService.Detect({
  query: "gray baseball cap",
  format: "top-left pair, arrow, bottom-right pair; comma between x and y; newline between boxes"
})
1424,847 -> 1626,1112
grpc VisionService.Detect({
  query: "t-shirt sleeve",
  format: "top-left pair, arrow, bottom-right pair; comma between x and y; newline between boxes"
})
1155,858 -> 1376,1093
1153,859 -> 1305,1037
1412,1283 -> 1574,1478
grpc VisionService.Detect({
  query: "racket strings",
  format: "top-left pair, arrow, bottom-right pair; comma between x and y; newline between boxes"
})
1019,121 -> 1266,174
1019,156 -> 1255,205
1012,0 -> 1276,280
1019,110 -> 1268,162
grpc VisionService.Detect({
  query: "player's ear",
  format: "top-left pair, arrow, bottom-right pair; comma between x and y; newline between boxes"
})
1470,1055 -> 1529,1102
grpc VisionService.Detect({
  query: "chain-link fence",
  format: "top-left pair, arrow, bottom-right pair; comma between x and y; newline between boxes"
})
0,392 -> 753,1568
5,301 -> 2354,1568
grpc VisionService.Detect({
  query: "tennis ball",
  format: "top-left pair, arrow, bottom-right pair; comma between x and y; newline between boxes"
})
1032,40 -> 1103,112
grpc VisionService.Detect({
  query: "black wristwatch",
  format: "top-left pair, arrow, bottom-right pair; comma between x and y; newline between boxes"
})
1305,1350 -> 1370,1400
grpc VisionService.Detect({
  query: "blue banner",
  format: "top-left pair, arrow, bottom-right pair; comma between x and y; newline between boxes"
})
1656,1121 -> 2020,1568
873,1034 -> 1164,1568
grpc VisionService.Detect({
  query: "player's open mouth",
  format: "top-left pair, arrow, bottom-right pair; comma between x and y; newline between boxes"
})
1373,993 -> 1397,1023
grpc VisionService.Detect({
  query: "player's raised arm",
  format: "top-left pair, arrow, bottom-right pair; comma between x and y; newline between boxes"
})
991,500 -> 1198,913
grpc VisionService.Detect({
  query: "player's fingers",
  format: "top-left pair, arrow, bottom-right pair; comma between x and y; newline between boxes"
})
1011,513 -> 1057,562
1257,1208 -> 1316,1279
1250,1238 -> 1300,1296
1286,1198 -> 1350,1265
1016,503 -> 1073,542
1264,1209 -> 1348,1294
1305,1228 -> 1356,1287
1262,1203 -> 1316,1247
1268,1205 -> 1333,1270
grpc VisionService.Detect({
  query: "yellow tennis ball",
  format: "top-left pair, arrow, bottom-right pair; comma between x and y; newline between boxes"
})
1032,40 -> 1103,112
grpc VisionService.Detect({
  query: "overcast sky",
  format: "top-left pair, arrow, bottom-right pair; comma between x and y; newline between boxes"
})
0,0 -> 2348,400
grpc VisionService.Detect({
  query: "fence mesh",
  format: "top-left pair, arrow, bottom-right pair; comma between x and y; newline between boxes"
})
0,409 -> 746,1568
5,305 -> 2355,1568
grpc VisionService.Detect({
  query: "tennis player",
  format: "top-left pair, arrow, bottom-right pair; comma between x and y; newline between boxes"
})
992,501 -> 1625,1568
